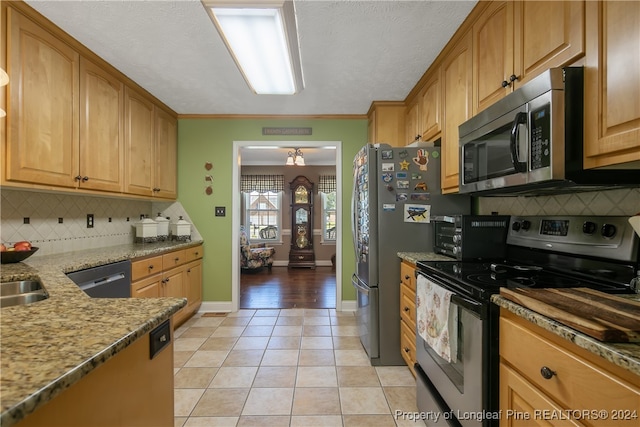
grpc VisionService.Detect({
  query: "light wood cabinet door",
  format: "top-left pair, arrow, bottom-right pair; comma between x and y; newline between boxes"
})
499,363 -> 584,427
367,102 -> 406,147
124,86 -> 155,197
473,1 -> 514,114
185,259 -> 203,314
584,1 -> 640,168
163,266 -> 186,324
514,0 -> 585,88
405,100 -> 419,145
154,107 -> 178,199
441,31 -> 473,194
419,67 -> 442,141
79,58 -> 124,192
6,7 -> 79,188
131,274 -> 162,299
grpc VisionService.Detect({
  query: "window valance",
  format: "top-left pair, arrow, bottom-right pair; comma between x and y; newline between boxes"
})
317,175 -> 337,193
241,175 -> 284,193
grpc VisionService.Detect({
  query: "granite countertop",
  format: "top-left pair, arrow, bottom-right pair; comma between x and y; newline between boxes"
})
397,251 -> 454,264
0,240 -> 203,427
492,294 -> 640,377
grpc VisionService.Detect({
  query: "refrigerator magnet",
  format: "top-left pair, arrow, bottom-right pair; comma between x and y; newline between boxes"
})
399,160 -> 410,170
396,172 -> 408,179
410,193 -> 430,201
413,149 -> 429,170
414,182 -> 428,191
397,180 -> 410,189
381,163 -> 395,172
383,204 -> 396,211
398,149 -> 409,158
411,173 -> 423,180
396,193 -> 408,201
404,204 -> 431,223
382,173 -> 393,183
381,149 -> 393,159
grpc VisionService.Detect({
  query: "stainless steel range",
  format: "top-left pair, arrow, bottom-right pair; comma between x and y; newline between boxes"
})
414,215 -> 639,427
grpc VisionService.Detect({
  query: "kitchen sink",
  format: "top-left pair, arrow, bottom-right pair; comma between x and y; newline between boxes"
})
0,280 -> 48,308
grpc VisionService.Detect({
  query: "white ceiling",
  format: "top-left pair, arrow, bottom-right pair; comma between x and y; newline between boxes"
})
24,0 -> 478,164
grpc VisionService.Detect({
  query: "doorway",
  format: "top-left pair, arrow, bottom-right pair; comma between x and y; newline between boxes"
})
231,141 -> 343,312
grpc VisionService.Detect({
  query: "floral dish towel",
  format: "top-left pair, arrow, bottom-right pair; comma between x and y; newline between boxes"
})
416,274 -> 458,363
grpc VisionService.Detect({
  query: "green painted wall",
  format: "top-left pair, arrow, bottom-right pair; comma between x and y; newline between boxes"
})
177,118 -> 367,303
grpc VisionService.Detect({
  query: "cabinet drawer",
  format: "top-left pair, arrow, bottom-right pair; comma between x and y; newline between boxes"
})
500,317 -> 640,419
162,249 -> 186,269
290,253 -> 314,262
400,318 -> 417,376
400,261 -> 416,291
400,283 -> 417,332
131,255 -> 163,281
185,245 -> 203,261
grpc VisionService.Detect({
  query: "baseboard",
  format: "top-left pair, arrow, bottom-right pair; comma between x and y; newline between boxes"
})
272,260 -> 334,267
198,301 -> 233,313
339,300 -> 357,311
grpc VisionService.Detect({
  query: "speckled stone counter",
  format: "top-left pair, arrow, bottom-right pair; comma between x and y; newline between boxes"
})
397,251 -> 453,264
0,240 -> 203,427
492,294 -> 640,377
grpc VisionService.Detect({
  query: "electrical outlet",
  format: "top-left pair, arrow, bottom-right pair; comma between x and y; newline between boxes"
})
87,214 -> 94,228
215,206 -> 226,217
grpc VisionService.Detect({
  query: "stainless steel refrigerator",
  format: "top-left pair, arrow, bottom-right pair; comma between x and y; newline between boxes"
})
351,143 -> 470,365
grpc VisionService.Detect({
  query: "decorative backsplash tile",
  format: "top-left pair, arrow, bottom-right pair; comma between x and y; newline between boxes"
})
477,187 -> 640,217
0,189 -> 200,257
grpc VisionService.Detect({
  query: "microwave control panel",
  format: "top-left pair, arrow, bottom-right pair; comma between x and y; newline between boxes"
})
530,104 -> 551,170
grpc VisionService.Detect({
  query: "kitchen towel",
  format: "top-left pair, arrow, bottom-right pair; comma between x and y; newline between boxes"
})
416,275 -> 458,363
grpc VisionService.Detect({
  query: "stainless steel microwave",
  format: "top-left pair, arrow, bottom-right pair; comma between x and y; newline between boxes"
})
458,67 -> 639,195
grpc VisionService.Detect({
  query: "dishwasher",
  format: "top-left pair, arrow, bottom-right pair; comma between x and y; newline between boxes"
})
66,260 -> 132,298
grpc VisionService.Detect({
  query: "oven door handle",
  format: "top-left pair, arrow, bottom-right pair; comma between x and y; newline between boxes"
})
510,111 -> 528,173
416,271 -> 484,316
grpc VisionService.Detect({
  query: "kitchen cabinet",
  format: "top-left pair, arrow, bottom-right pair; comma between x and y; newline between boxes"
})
124,87 -> 177,199
499,309 -> 640,427
472,1 -> 585,113
79,57 -> 124,192
2,2 -> 177,200
399,260 -> 417,377
131,245 -> 203,327
404,67 -> 442,144
441,31 -> 473,194
583,1 -> 640,168
367,101 -> 407,147
5,7 -> 80,188
15,323 -> 174,427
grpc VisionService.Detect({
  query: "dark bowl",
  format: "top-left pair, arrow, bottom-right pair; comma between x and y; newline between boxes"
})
1,247 -> 39,264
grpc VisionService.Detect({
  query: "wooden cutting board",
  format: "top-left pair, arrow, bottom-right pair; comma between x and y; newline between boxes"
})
499,287 -> 640,342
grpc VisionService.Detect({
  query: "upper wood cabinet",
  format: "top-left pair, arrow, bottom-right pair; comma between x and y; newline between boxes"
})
583,1 -> 640,168
124,87 -> 155,197
79,58 -> 124,193
2,3 -> 177,200
441,31 -> 473,194
473,1 -> 585,114
405,67 -> 442,144
6,8 -> 80,188
367,102 -> 406,147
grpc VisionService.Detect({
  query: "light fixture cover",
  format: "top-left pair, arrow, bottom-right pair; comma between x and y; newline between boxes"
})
203,0 -> 304,95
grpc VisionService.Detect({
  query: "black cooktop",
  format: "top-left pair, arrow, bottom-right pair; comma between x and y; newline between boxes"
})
417,259 -> 632,302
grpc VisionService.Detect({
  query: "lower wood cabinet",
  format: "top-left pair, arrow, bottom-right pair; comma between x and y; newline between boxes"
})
499,309 -> 640,427
131,245 -> 203,327
15,323 -> 174,427
399,260 -> 417,376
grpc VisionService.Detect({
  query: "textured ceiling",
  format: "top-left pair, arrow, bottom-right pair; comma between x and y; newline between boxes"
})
24,0 -> 478,116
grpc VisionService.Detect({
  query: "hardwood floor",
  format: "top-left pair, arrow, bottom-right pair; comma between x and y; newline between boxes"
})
240,266 -> 336,309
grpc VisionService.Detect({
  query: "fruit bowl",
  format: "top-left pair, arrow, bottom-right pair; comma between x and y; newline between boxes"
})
1,247 -> 39,264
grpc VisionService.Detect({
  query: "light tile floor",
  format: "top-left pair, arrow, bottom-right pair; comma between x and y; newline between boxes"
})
173,309 -> 423,427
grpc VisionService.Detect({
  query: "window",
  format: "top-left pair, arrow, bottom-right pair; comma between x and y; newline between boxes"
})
245,191 -> 281,240
321,191 -> 337,241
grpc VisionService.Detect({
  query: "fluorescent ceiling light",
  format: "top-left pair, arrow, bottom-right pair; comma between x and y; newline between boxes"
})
203,1 -> 304,95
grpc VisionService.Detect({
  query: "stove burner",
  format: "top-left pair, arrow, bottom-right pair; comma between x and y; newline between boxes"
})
490,263 -> 543,277
506,274 -> 583,288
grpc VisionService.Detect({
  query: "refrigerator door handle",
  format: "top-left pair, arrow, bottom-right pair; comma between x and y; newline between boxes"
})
351,274 -> 370,295
351,167 -> 358,257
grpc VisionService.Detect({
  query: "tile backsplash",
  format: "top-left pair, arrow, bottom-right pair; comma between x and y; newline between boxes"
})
0,189 -> 201,257
477,187 -> 640,216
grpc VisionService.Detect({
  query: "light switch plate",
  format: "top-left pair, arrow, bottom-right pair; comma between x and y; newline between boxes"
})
215,207 -> 226,217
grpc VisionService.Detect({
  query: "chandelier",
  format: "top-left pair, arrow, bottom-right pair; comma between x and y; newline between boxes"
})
286,148 -> 305,166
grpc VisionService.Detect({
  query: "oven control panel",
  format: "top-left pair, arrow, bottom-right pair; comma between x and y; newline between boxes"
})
507,216 -> 638,262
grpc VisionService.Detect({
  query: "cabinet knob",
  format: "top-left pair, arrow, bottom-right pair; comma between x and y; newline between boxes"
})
404,347 -> 410,353
149,265 -> 154,270
501,80 -> 511,88
82,176 -> 89,182
153,187 -> 160,192
404,306 -> 410,312
540,366 -> 556,380
187,269 -> 191,273
404,275 -> 410,280
175,257 -> 180,262
509,74 -> 519,83
74,175 -> 82,181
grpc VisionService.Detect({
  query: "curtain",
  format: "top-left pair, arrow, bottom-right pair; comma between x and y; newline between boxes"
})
241,175 -> 284,193
317,175 -> 337,193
